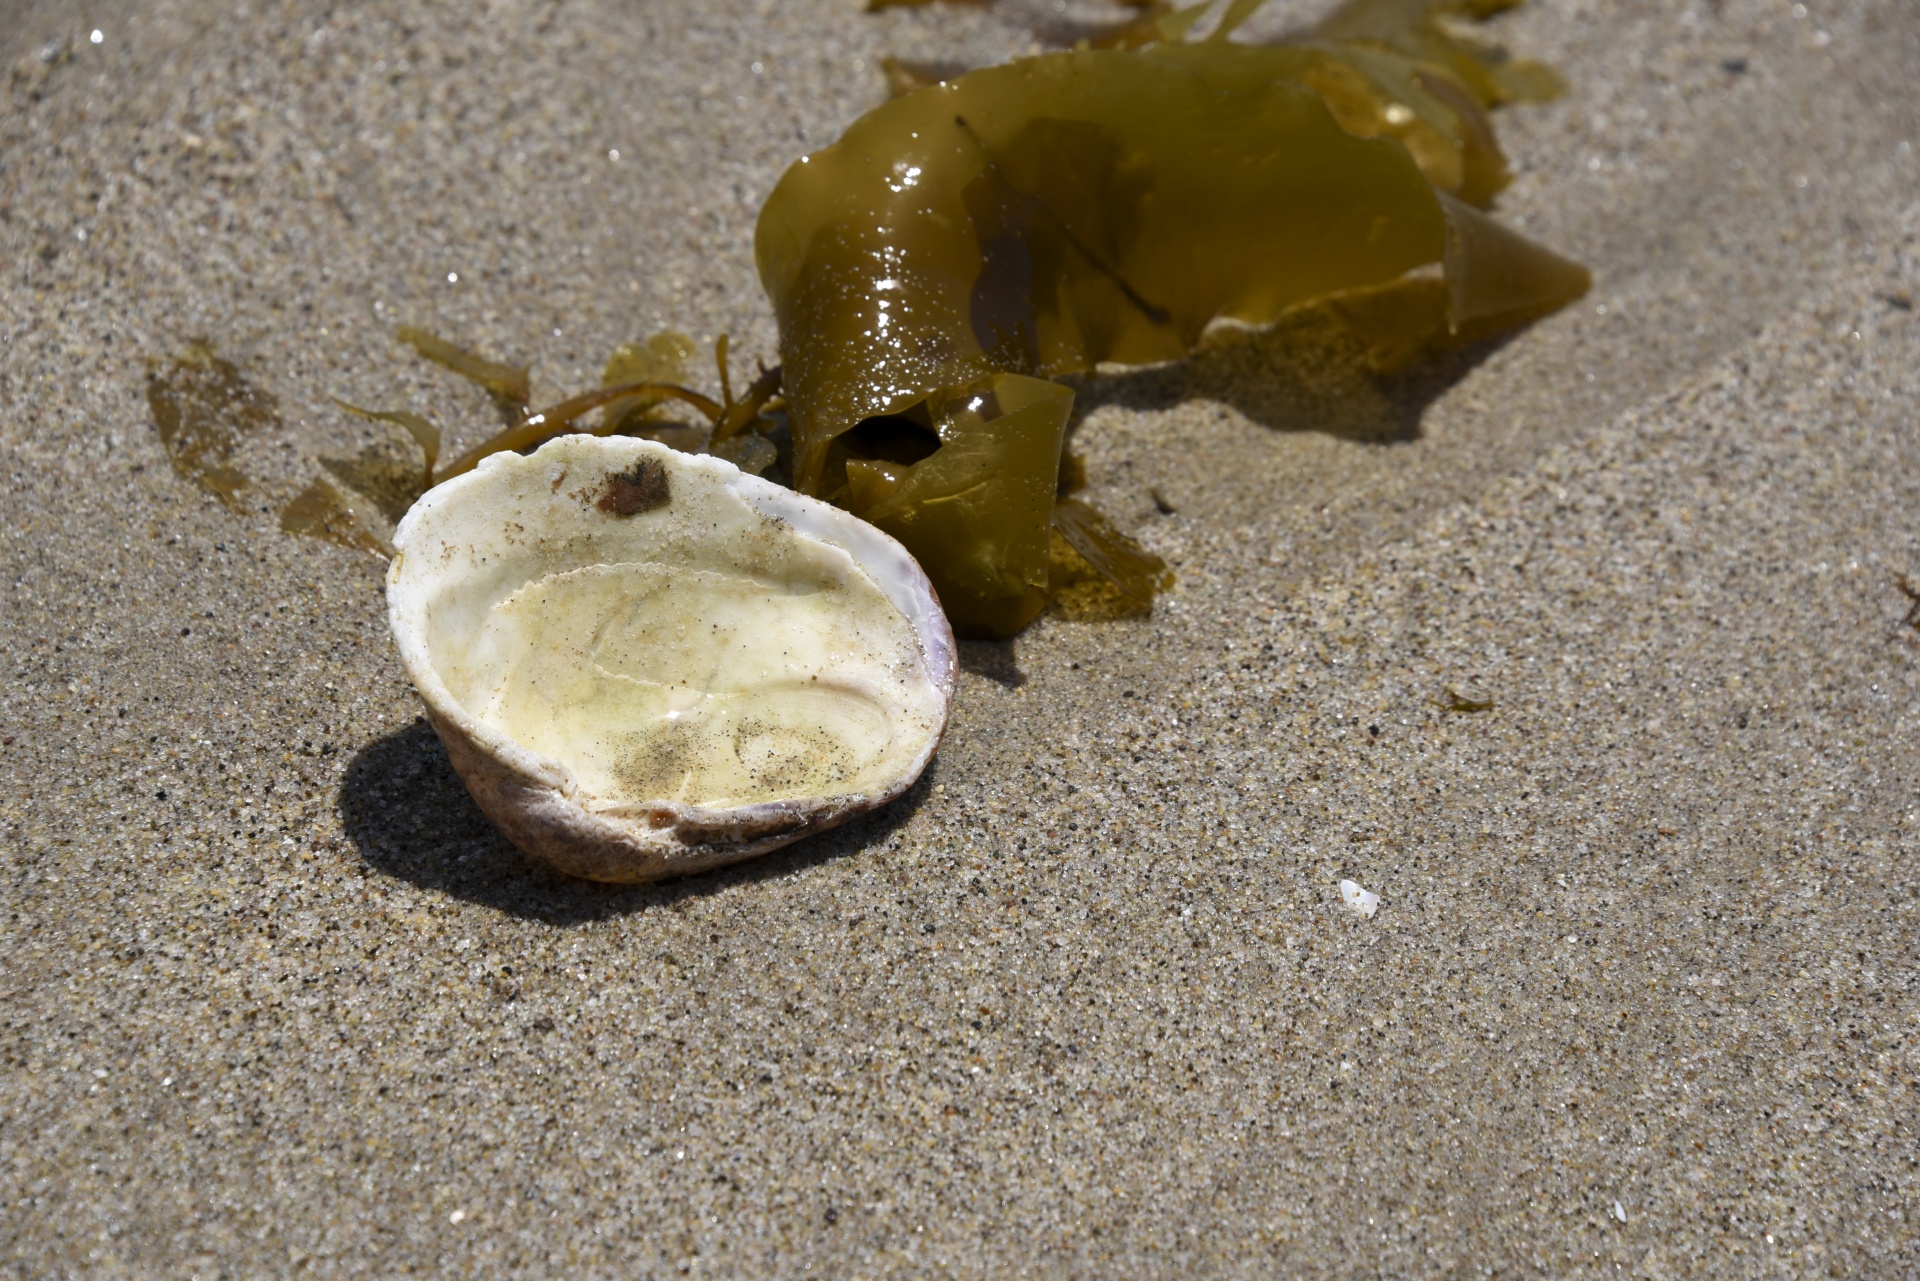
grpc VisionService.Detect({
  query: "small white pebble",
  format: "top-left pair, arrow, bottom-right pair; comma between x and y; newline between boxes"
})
448,1209 -> 466,1225
1340,879 -> 1379,919
90,29 -> 103,44
1612,1200 -> 1628,1224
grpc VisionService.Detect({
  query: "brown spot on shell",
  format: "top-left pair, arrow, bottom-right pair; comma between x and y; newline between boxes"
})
595,458 -> 670,516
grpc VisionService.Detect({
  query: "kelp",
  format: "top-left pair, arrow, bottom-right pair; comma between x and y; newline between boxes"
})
600,331 -> 699,439
332,400 -> 441,493
431,330 -> 783,481
145,341 -> 278,510
280,474 -> 395,557
280,406 -> 438,556
883,56 -> 970,97
1305,0 -> 1567,108
395,326 -> 531,420
899,0 -> 1545,210
836,375 -> 1077,635
140,339 -> 430,556
1052,495 -> 1175,607
757,0 -> 1588,635
1094,0 -> 1566,106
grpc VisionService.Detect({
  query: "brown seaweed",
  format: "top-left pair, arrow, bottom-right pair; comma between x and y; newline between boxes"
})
278,379 -> 461,555
396,326 -> 531,420
898,0 -> 1543,209
758,5 -> 1588,635
600,331 -> 699,437
279,474 -> 394,556
1306,0 -> 1567,108
146,342 -> 278,510
332,400 -> 441,492
883,56 -> 971,98
418,332 -> 789,477
1051,496 -> 1173,607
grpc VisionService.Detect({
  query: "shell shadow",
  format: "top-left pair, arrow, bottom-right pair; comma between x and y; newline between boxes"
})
336,718 -> 935,924
957,639 -> 1026,689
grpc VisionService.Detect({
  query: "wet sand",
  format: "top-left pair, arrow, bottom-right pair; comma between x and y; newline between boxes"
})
3,0 -> 1918,1274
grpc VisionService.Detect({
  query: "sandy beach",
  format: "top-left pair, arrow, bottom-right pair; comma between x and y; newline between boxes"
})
3,0 -> 1918,1274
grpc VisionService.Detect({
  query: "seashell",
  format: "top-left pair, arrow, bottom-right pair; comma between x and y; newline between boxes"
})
386,435 -> 956,883
1340,878 -> 1380,918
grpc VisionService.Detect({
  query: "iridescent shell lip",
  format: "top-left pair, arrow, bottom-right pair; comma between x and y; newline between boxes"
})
386,434 -> 957,885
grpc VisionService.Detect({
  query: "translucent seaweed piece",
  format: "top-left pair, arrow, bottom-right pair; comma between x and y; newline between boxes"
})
1051,495 -> 1173,606
1320,275 -> 1454,372
436,380 -> 725,481
317,443 -> 430,527
601,331 -> 698,436
431,333 -> 782,481
1048,528 -> 1153,622
1093,1 -> 1214,50
395,326 -> 531,417
1306,0 -> 1566,107
885,0 -> 1524,204
710,432 -> 779,477
279,474 -> 394,557
1262,40 -> 1512,205
332,399 -> 441,489
883,56 -> 969,97
145,342 -> 277,510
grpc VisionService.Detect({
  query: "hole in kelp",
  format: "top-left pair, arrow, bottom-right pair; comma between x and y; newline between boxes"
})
843,409 -> 942,466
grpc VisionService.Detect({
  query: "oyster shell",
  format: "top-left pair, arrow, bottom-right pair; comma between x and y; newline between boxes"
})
387,435 -> 956,883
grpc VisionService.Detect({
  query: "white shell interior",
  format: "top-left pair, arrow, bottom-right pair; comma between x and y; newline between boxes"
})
389,436 -> 951,817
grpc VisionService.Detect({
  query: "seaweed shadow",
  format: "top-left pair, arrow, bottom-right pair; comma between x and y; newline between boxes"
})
337,718 -> 935,925
1065,304 -> 1521,446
